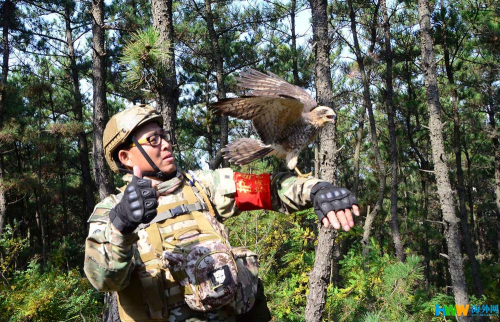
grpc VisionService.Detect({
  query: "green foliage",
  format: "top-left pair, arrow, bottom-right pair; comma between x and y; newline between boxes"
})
326,242 -> 426,322
1,0 -> 500,320
261,211 -> 317,321
0,224 -> 29,276
1,230 -> 101,321
0,260 -> 103,322
120,26 -> 171,92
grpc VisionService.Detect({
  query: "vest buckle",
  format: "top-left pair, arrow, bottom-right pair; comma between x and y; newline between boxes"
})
171,204 -> 189,217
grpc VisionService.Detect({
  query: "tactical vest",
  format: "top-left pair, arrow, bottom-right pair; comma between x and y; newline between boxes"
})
116,173 -> 258,322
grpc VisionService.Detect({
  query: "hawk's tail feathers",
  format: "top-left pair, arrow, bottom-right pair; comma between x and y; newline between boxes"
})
222,138 -> 274,165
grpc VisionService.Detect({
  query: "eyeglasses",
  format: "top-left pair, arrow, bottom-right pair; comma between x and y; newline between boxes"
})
129,130 -> 172,148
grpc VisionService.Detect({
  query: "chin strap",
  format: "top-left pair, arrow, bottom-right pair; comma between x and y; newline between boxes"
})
117,135 -> 176,180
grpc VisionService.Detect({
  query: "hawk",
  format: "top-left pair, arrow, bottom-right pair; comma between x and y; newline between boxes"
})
210,69 -> 336,174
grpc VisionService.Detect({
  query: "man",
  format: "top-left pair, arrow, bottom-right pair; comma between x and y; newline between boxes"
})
84,104 -> 359,322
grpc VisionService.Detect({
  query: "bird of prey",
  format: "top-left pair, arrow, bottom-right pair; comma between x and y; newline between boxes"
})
210,69 -> 336,175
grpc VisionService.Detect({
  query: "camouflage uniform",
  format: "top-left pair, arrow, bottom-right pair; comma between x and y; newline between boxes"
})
84,168 -> 324,321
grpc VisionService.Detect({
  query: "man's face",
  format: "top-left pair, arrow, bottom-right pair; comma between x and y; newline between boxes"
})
119,122 -> 176,176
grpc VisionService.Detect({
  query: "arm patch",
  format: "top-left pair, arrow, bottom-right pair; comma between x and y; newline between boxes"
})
87,208 -> 111,223
87,193 -> 122,223
234,172 -> 272,211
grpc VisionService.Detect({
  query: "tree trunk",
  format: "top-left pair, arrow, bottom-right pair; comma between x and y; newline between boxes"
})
422,178 -> 431,288
64,3 -> 95,227
380,0 -> 404,262
290,0 -> 299,86
92,0 -> 114,200
48,86 -> 69,236
403,60 -> 433,278
305,0 -> 338,320
347,0 -> 386,258
463,147 -> 476,246
352,103 -> 366,197
498,209 -> 500,268
205,72 -> 214,162
353,1 -> 378,197
0,0 -> 12,239
151,0 -> 179,136
443,39 -> 483,298
417,0 -> 470,316
204,0 -> 229,170
103,292 -> 120,322
486,75 -> 500,267
36,97 -> 48,265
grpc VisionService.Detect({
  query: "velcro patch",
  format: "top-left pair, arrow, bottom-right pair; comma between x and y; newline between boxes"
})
208,265 -> 233,289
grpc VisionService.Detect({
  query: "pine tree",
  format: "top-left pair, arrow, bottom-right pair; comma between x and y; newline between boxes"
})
417,0 -> 471,317
305,0 -> 338,320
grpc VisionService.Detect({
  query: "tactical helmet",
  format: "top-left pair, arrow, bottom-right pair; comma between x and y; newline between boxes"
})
103,104 -> 163,173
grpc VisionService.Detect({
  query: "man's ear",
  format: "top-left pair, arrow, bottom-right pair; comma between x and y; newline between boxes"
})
118,149 -> 133,168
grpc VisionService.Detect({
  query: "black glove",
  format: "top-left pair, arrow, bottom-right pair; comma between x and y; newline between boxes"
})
310,182 -> 358,222
109,176 -> 158,234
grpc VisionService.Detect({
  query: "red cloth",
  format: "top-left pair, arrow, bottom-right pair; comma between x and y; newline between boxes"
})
234,172 -> 272,211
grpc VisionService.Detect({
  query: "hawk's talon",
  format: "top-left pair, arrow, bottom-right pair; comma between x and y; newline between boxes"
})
294,167 -> 313,178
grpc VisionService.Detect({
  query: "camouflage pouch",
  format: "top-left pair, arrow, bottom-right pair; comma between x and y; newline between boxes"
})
137,267 -> 168,320
230,247 -> 259,314
163,227 -> 239,312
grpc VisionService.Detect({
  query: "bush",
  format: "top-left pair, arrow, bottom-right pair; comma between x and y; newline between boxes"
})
326,240 -> 426,322
0,259 -> 103,321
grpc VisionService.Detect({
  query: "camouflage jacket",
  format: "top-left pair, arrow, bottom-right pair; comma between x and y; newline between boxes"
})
84,168 -> 323,321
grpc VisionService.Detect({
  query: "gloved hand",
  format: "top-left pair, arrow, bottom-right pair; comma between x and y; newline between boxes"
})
109,166 -> 158,234
310,182 -> 359,231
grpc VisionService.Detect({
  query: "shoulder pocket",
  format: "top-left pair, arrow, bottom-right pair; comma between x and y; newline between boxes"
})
88,194 -> 122,223
215,168 -> 236,195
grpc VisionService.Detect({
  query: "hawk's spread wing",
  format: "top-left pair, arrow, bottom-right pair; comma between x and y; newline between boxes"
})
210,69 -> 328,169
236,69 -> 318,112
210,96 -> 304,144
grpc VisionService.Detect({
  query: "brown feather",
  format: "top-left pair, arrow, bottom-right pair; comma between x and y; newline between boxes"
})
221,138 -> 274,165
236,69 -> 318,112
210,96 -> 304,144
